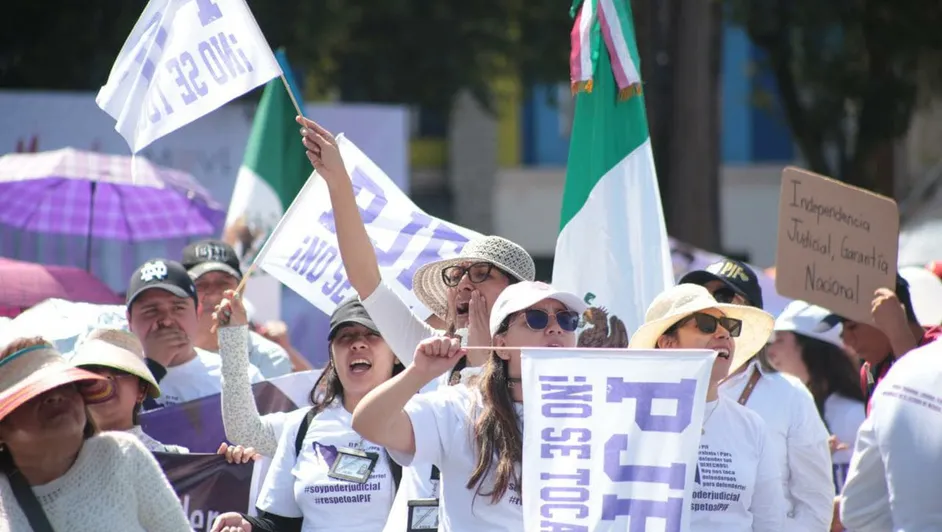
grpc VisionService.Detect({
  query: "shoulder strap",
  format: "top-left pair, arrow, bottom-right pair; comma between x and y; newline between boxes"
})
7,468 -> 55,532
386,451 -> 402,492
294,407 -> 317,457
736,367 -> 762,406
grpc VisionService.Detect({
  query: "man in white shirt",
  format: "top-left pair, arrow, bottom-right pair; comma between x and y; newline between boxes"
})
840,340 -> 942,531
125,258 -> 263,408
681,259 -> 835,531
181,239 -> 292,378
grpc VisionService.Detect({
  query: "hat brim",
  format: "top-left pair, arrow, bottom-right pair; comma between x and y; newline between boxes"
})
328,318 -> 380,341
187,262 -> 242,282
0,365 -> 106,421
72,340 -> 160,398
413,256 -> 530,320
629,301 -> 774,376
126,284 -> 192,308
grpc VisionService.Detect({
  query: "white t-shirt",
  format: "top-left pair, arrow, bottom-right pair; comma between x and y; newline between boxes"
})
823,393 -> 865,493
719,360 -> 833,531
154,347 -> 263,407
840,341 -> 942,531
692,397 -> 786,531
257,403 -> 396,531
388,385 -> 524,532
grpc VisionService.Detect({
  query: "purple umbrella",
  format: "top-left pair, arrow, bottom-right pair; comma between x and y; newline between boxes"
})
0,148 -> 225,270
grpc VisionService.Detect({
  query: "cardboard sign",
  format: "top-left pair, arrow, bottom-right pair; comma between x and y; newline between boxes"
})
775,167 -> 899,323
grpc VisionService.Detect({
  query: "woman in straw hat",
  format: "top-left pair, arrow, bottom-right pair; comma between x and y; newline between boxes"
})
629,283 -> 786,531
73,328 -> 261,463
353,281 -> 586,531
71,328 -> 189,454
0,336 -> 190,531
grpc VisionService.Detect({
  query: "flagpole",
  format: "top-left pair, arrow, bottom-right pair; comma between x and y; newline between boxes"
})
280,74 -> 304,118
233,71 -> 306,296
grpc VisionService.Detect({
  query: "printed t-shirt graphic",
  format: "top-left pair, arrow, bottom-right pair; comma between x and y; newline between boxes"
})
690,397 -> 786,531
256,404 -> 395,531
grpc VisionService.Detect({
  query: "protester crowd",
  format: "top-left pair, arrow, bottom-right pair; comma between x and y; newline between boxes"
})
1,117 -> 941,532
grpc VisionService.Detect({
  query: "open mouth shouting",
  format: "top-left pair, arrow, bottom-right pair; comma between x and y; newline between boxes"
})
349,357 -> 373,375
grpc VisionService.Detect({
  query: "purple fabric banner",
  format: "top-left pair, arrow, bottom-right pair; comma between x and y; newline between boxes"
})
155,452 -> 254,531
141,378 -> 303,453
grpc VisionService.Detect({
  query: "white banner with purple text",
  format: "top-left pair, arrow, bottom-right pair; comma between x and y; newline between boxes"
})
257,135 -> 481,319
521,348 -> 715,532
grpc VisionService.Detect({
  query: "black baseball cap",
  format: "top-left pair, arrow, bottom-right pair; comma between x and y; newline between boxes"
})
127,259 -> 199,309
815,273 -> 917,331
182,240 -> 242,281
679,259 -> 764,309
328,295 -> 380,341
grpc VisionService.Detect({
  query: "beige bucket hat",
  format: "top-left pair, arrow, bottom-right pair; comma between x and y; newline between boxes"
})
72,329 -> 160,398
629,284 -> 774,375
412,235 -> 536,319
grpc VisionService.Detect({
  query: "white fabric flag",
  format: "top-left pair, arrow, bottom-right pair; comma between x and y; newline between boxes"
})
256,135 -> 481,318
521,348 -> 714,532
97,0 -> 280,152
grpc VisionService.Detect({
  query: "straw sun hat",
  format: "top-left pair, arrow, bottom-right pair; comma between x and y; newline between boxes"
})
0,342 -> 107,422
71,329 -> 160,398
412,235 -> 536,319
629,284 -> 774,375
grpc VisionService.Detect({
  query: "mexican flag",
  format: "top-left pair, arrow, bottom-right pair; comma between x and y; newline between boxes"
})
552,0 -> 673,346
223,49 -> 308,322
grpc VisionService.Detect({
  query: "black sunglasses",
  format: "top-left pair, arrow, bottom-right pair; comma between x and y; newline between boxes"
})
672,312 -> 742,338
442,262 -> 496,287
511,309 -> 581,332
710,287 -> 741,304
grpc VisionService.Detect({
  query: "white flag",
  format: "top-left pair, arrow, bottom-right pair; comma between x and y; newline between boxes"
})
256,135 -> 481,318
521,348 -> 714,531
97,0 -> 280,152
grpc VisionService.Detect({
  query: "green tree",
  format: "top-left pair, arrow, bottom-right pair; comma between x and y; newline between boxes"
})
726,0 -> 942,196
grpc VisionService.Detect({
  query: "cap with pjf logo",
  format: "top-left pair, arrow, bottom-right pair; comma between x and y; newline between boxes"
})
182,240 -> 242,281
126,259 -> 198,309
679,259 -> 764,309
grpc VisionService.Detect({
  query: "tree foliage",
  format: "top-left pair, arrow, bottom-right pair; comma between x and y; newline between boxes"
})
0,0 -> 572,113
726,0 -> 942,194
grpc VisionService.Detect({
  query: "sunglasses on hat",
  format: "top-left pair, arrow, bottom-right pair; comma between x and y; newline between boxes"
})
511,309 -> 581,332
672,312 -> 743,338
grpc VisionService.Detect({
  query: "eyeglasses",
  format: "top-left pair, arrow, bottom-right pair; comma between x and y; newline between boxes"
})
711,287 -> 745,305
442,262 -> 496,287
512,309 -> 581,332
673,312 -> 742,337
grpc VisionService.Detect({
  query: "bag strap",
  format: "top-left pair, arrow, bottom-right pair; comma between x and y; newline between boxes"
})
7,468 -> 55,532
736,367 -> 762,406
294,407 -> 317,457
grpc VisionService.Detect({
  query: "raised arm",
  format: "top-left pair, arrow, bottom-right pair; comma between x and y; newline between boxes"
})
352,337 -> 464,456
298,116 -> 382,299
214,292 -> 279,456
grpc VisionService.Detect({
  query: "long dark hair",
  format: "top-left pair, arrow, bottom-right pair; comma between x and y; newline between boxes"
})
794,334 -> 865,420
466,320 -> 522,504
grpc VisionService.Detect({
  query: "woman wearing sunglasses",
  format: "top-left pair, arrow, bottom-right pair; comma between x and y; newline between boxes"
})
630,283 -> 786,531
352,281 -> 585,531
